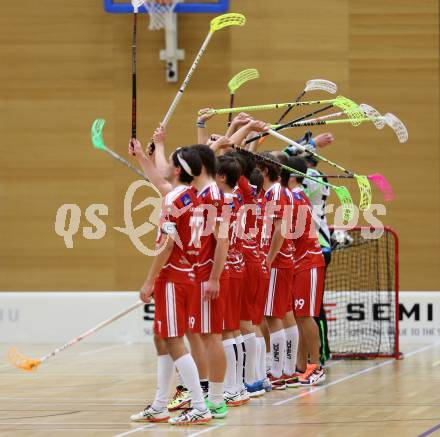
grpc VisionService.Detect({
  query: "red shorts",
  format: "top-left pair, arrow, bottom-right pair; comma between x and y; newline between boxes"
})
292,267 -> 325,317
224,276 -> 242,331
154,280 -> 194,339
252,262 -> 269,325
264,267 -> 293,319
189,278 -> 228,334
240,261 -> 261,321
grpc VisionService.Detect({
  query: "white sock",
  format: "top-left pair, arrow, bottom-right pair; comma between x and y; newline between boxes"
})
257,336 -> 267,380
174,353 -> 206,412
266,352 -> 272,373
284,325 -> 299,376
208,381 -> 224,405
255,337 -> 261,380
223,338 -> 237,394
176,370 -> 185,388
243,333 -> 257,384
270,329 -> 286,378
235,335 -> 245,390
152,354 -> 175,411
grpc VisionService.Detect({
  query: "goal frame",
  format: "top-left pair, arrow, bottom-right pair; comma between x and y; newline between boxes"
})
327,226 -> 400,360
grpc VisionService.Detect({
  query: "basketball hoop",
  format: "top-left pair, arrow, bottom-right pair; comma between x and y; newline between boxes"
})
145,0 -> 181,30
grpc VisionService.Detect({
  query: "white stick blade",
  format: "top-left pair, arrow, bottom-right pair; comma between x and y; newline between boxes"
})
304,79 -> 337,94
384,113 -> 408,143
359,103 -> 385,129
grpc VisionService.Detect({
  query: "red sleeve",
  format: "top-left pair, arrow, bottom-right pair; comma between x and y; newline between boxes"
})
238,175 -> 255,204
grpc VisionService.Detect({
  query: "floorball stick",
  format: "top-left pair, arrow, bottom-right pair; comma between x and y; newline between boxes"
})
268,129 -> 373,211
92,119 -> 149,180
8,301 -> 143,371
233,145 -> 354,223
227,68 -> 259,125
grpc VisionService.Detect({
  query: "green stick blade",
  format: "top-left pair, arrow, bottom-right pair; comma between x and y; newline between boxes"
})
356,175 -> 372,211
334,186 -> 354,224
91,119 -> 107,150
228,68 -> 259,93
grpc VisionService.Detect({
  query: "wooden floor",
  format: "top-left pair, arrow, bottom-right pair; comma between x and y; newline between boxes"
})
0,343 -> 439,437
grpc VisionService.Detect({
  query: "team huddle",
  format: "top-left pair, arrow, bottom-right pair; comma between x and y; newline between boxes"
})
127,111 -> 333,425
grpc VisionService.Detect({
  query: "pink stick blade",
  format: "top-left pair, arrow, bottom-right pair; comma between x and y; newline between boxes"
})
368,173 -> 395,201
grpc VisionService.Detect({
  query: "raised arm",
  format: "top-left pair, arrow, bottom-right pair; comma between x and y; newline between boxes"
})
130,138 -> 173,196
197,108 -> 216,145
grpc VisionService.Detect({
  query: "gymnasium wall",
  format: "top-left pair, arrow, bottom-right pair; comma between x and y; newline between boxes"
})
0,0 -> 438,291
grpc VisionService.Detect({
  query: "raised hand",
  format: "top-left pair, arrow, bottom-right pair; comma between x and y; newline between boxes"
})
313,132 -> 334,148
197,108 -> 216,123
153,124 -> 166,146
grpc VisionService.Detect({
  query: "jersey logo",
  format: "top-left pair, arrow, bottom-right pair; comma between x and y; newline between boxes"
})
294,192 -> 302,201
180,193 -> 192,206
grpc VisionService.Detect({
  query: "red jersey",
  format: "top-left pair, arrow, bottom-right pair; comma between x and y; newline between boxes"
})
193,181 -> 228,282
226,191 -> 244,278
157,185 -> 198,283
237,176 -> 261,263
260,182 -> 294,269
290,187 -> 325,272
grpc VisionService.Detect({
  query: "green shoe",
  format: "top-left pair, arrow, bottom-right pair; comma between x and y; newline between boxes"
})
205,400 -> 228,419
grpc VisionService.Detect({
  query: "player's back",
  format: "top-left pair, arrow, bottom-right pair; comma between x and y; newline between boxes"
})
193,181 -> 226,282
290,187 -> 325,272
157,185 -> 199,283
260,182 -> 293,268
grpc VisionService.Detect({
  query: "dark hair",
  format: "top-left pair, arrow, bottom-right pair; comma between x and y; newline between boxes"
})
171,147 -> 202,183
249,168 -> 263,194
216,155 -> 241,189
191,144 -> 217,177
276,153 -> 290,187
287,156 -> 308,184
256,151 -> 280,182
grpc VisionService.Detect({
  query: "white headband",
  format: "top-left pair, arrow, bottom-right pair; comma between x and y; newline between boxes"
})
177,153 -> 194,177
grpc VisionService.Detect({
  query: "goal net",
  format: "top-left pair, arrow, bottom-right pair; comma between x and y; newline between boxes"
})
324,227 -> 400,358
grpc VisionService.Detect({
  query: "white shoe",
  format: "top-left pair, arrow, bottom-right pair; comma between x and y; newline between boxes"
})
239,388 -> 250,404
130,405 -> 170,422
168,407 -> 212,425
224,390 -> 242,407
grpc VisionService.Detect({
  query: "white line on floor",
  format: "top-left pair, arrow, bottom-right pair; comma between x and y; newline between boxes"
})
112,424 -> 155,437
186,425 -> 221,437
79,344 -> 126,357
273,343 -> 438,406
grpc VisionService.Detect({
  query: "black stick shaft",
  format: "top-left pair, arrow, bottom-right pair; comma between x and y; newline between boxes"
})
245,104 -> 334,145
276,89 -> 306,124
228,93 -> 234,126
131,12 -> 137,139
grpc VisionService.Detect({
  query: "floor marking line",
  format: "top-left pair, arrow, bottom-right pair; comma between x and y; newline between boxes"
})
417,423 -> 440,437
274,343 -> 438,406
112,424 -> 155,437
186,425 -> 221,437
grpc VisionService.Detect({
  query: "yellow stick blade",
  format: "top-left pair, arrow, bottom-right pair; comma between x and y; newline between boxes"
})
210,13 -> 246,32
7,347 -> 41,372
228,68 -> 259,93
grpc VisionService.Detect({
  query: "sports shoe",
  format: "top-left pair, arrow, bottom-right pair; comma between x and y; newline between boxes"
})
267,373 -> 287,390
167,385 -> 191,411
239,387 -> 250,404
205,400 -> 228,418
299,364 -> 326,386
283,372 -> 301,388
262,377 -> 272,392
168,407 -> 212,425
224,391 -> 242,407
130,405 -> 170,422
245,380 -> 265,397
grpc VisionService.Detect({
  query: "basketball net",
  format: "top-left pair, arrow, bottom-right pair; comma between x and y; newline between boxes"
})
145,0 -> 181,30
